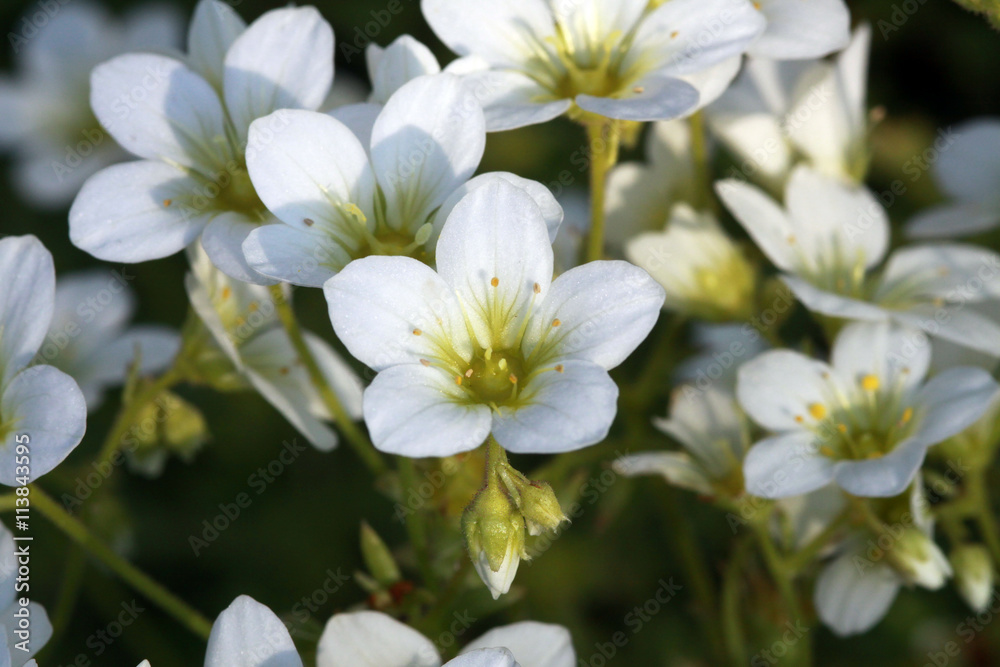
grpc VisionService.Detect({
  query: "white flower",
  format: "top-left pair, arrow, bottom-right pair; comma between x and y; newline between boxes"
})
186,246 -> 362,451
204,597 -> 575,667
325,180 -> 664,457
747,0 -> 851,60
708,25 -> 871,188
0,522 -> 52,665
737,321 -> 999,498
367,35 -> 443,105
605,120 -> 697,247
615,385 -> 750,497
814,484 -> 950,636
36,270 -> 179,410
717,166 -> 1000,357
0,2 -> 182,207
242,73 -> 561,288
317,609 -> 576,667
421,0 -> 766,130
0,235 -> 87,485
626,204 -> 757,321
906,117 -> 1000,239
69,0 -> 336,284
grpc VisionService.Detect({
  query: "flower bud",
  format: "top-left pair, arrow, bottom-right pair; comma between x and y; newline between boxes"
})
126,391 -> 209,477
360,521 -> 402,588
888,528 -> 952,589
951,544 -> 994,612
503,475 -> 568,536
463,482 -> 526,599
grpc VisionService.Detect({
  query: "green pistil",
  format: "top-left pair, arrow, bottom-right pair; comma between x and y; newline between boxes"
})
464,348 -> 527,406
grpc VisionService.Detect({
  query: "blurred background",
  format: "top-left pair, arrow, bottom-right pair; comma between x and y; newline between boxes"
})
2,0 -> 1000,664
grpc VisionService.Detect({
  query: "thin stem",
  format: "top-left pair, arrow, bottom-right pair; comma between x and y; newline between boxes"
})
398,457 -> 434,586
585,119 -> 621,263
32,487 -> 212,640
721,536 -> 752,667
269,285 -> 386,476
689,111 -> 715,213
95,367 -> 184,469
751,522 -> 813,667
47,545 -> 86,649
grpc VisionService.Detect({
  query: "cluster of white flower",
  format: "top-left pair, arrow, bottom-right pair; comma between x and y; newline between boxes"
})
1,0 -> 999,663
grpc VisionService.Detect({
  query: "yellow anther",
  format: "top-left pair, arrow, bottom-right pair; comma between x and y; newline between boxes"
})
820,446 -> 835,457
248,302 -> 259,312
787,235 -> 797,244
498,358 -> 508,371
485,347 -> 493,361
861,375 -> 880,391
491,277 -> 499,287
221,287 -> 232,300
794,415 -> 804,424
465,368 -> 474,378
342,202 -> 367,225
162,199 -> 172,207
412,328 -> 422,336
836,424 -> 848,433
455,375 -> 463,386
633,86 -> 645,94
900,407 -> 914,424
555,364 -> 564,373
419,359 -> 430,367
670,30 -> 679,38
808,403 -> 827,420
552,319 -> 561,327
533,282 -> 541,294
509,374 -> 518,384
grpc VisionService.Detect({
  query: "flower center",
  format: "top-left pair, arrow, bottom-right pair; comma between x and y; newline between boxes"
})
464,348 -> 528,406
218,165 -> 267,219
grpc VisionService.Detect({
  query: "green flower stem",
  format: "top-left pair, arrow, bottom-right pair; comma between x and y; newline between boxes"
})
0,494 -> 17,512
94,366 -> 184,470
31,487 -> 213,640
46,545 -> 86,649
398,457 -> 435,585
722,536 -> 752,667
689,111 -> 715,212
751,522 -> 813,667
786,509 -> 851,573
269,286 -> 386,476
585,118 -> 621,263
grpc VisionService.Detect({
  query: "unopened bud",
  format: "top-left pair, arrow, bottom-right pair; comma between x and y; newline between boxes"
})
889,528 -> 952,589
360,521 -> 402,587
951,544 -> 994,612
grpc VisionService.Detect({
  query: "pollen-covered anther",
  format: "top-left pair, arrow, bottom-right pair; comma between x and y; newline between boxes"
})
794,415 -> 804,423
498,358 -> 508,371
412,328 -> 422,336
455,375 -> 463,386
509,374 -> 518,384
900,407 -> 914,424
808,403 -> 827,420
861,374 -> 880,391
533,282 -> 541,294
552,319 -> 561,327
465,368 -> 474,378
222,286 -> 232,300
491,277 -> 499,287
633,86 -> 645,94
836,424 -> 848,433
162,199 -> 172,207
420,359 -> 430,367
555,364 -> 564,373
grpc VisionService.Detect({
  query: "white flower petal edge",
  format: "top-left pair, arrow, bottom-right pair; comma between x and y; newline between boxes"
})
204,596 -> 302,667
750,0 -> 851,60
0,236 -> 56,384
446,649 -> 518,667
316,610 -> 441,667
460,621 -> 575,667
814,547 -> 901,637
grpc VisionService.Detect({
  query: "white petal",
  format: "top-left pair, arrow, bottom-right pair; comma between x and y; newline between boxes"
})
243,225 -> 351,288
605,163 -> 674,247
435,180 -> 554,350
750,0 -> 851,59
328,102 -> 382,150
782,276 -> 889,322
715,178 -> 797,271
371,74 -> 485,229
524,261 -> 664,370
246,110 -> 375,247
0,601 -> 51,664
202,214 -> 278,286
814,549 -> 900,637
1,366 -> 86,485
316,611 -> 440,667
223,7 -> 334,141
0,525 -> 15,609
48,271 -> 135,367
446,649 -> 517,667
784,167 -> 889,270
0,236 -> 54,385
492,361 -> 618,454
905,203 -> 1000,240
307,332 -> 364,421
240,329 -> 339,451
626,0 -> 765,77
893,305 -> 1000,358
436,172 -> 563,244
679,56 -> 742,111
575,75 -> 699,122
421,0 -> 556,69
467,70 -> 572,132
368,36 -> 441,104
933,117 -> 1000,203
831,321 -> 930,391
363,364 -> 492,457
69,160 -> 208,263
832,438 -> 929,497
612,451 -> 713,495
187,0 -> 246,89
549,0 -> 646,58
877,244 -> 1000,303
743,432 -> 835,498
655,385 -> 746,478
90,54 -> 230,170
736,349 -> 834,431
462,622 -> 574,667
324,256 -> 471,370
913,367 -> 1000,446
204,596 -> 302,667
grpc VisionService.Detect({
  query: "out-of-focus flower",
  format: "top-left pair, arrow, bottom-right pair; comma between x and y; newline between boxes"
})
325,180 -> 664,457
738,321 -> 998,498
950,544 -> 994,612
422,0 -> 765,130
242,74 -> 561,287
605,120 -> 697,249
717,166 -> 1000,357
814,484 -> 951,636
0,235 -> 86,485
906,118 -> 1000,239
615,385 -> 750,498
747,0 -> 851,60
186,246 -> 362,451
70,1 -> 337,284
37,270 -> 179,410
709,25 -> 871,189
0,2 -> 182,208
626,204 -> 757,322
